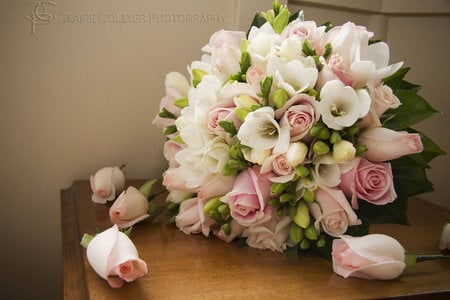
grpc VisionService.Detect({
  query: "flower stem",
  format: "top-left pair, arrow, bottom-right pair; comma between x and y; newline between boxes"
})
405,253 -> 450,269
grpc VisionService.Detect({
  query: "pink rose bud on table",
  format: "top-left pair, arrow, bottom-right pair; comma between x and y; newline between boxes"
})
332,234 -> 406,280
90,166 -> 125,204
439,223 -> 450,251
82,225 -> 147,288
109,186 -> 150,229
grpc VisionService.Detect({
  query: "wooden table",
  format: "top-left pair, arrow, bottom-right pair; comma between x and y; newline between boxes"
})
61,180 -> 450,299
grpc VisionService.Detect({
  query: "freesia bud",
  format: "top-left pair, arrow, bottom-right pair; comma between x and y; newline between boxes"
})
234,94 -> 259,109
273,89 -> 289,109
203,197 -> 222,215
305,224 -> 318,240
313,140 -> 330,156
234,107 -> 250,122
303,189 -> 315,203
293,201 -> 310,229
332,140 -> 356,162
290,223 -> 304,244
286,142 -> 308,167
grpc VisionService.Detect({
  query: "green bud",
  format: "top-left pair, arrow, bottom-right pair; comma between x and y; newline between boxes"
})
209,210 -> 222,223
273,8 -> 290,34
221,223 -> 231,235
308,89 -> 319,98
295,165 -> 310,177
203,197 -> 222,215
346,124 -> 359,136
172,135 -> 184,144
356,144 -> 368,156
302,40 -> 316,56
138,179 -> 157,199
80,233 -> 94,249
330,131 -> 342,144
316,235 -> 326,248
167,202 -> 180,213
268,198 -> 281,206
305,224 -> 318,240
292,202 -> 310,229
303,189 -> 315,203
276,206 -> 284,217
218,204 -> 230,216
280,193 -> 296,204
273,0 -> 281,14
263,10 -> 275,24
164,125 -> 177,135
290,223 -> 304,244
309,122 -> 324,137
240,39 -> 249,53
313,140 -> 330,156
300,238 -> 310,249
222,163 -> 238,176
273,89 -> 289,109
192,68 -> 208,83
229,143 -> 244,160
288,205 -> 297,219
271,182 -> 289,195
174,97 -> 188,109
317,127 -> 331,140
235,107 -> 250,122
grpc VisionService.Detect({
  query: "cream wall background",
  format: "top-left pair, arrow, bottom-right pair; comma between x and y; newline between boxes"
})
0,0 -> 448,299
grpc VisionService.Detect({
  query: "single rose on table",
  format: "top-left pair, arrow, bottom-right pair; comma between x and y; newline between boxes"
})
81,225 -> 147,288
90,166 -> 125,204
109,186 -> 150,229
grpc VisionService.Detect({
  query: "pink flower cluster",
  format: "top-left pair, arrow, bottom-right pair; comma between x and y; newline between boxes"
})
154,8 -> 424,254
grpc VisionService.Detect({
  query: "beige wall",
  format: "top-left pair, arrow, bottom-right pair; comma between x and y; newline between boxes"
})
0,0 -> 448,298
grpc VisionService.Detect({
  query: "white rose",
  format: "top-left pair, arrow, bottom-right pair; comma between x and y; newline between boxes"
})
90,166 -> 125,204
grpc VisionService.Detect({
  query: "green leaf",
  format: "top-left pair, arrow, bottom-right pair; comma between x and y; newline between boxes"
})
218,120 -> 238,137
259,76 -> 273,105
345,222 -> 370,237
319,21 -> 333,32
239,51 -> 251,74
383,67 -> 410,91
302,40 -> 316,56
289,9 -> 304,23
158,108 -> 176,119
356,194 -> 409,225
174,98 -> 188,108
391,154 -> 430,169
399,80 -> 422,93
272,8 -> 289,34
247,13 -> 267,36
393,167 -> 434,197
164,125 -> 177,135
382,90 -> 440,130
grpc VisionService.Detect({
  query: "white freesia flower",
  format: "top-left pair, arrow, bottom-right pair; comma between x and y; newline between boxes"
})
279,36 -> 303,60
312,154 -> 341,188
238,107 -> 289,152
242,147 -> 271,165
332,140 -> 356,163
267,55 -> 318,97
196,137 -> 230,174
247,22 -> 280,67
362,41 -> 403,85
318,80 -> 371,130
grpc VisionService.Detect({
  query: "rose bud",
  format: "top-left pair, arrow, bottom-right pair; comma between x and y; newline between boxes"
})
110,186 -> 149,229
439,223 -> 450,251
90,166 -> 125,204
83,225 -> 147,288
332,234 -> 406,280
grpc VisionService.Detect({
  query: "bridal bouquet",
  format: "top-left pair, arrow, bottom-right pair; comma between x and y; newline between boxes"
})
153,1 -> 444,259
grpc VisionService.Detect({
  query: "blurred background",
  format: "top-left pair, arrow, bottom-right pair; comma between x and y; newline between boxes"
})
0,0 -> 449,298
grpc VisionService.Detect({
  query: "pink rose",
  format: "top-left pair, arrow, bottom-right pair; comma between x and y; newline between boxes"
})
339,157 -> 397,209
109,187 -> 149,229
281,20 -> 326,56
175,197 -> 202,234
221,166 -> 274,227
162,166 -> 196,193
308,188 -> 361,237
196,173 -> 236,202
242,215 -> 292,252
260,153 -> 295,183
214,219 -> 246,243
275,93 -> 318,142
163,140 -> 184,168
246,66 -> 266,89
175,197 -> 214,236
332,234 -> 406,280
152,95 -> 180,129
359,84 -> 401,128
90,166 -> 125,204
86,225 -> 147,288
207,107 -> 241,135
201,29 -> 245,54
357,127 -> 423,162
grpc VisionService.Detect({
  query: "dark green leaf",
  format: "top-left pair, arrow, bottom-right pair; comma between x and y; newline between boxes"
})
164,125 -> 177,135
302,40 -> 315,56
158,108 -> 176,119
345,222 -> 370,236
383,67 -> 410,91
356,194 -> 409,225
247,13 -> 266,36
399,80 -> 421,93
319,21 -> 333,32
393,167 -> 434,197
382,90 -> 440,130
289,9 -> 304,23
391,154 -> 430,169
